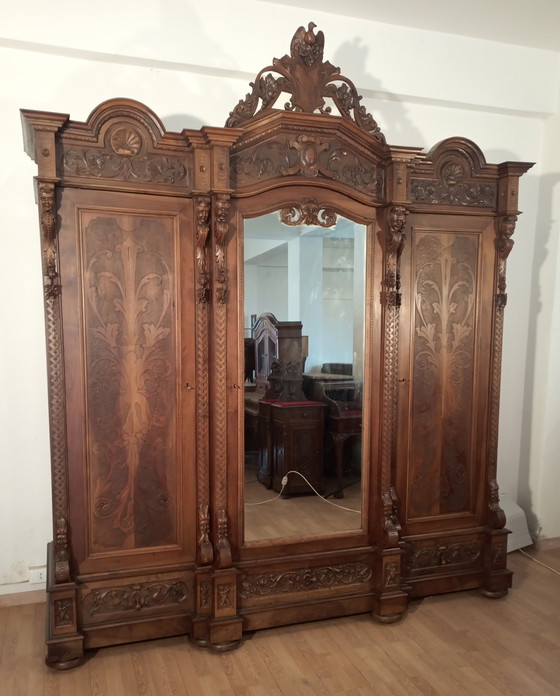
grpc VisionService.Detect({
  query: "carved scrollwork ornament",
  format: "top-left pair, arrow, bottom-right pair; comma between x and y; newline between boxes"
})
280,199 -> 337,227
240,562 -> 372,598
225,22 -> 385,143
84,579 -> 189,616
283,135 -> 331,178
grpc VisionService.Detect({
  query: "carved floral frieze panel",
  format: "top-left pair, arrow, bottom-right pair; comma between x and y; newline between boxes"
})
411,160 -> 497,207
406,539 -> 482,574
231,135 -> 383,197
240,561 -> 372,598
62,125 -> 189,185
83,579 -> 189,617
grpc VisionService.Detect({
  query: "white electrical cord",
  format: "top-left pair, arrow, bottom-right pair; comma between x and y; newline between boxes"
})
246,469 -> 360,513
518,547 -> 560,575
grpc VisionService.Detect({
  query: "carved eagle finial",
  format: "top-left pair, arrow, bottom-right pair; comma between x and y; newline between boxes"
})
290,22 -> 324,66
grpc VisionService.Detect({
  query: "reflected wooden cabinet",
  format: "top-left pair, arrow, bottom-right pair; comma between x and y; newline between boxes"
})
269,402 -> 326,496
22,22 -> 533,668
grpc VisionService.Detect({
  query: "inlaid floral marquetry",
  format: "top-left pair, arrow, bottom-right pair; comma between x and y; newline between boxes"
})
83,213 -> 178,552
409,232 -> 478,517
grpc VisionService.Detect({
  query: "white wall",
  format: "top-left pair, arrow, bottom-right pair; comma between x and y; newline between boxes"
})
1,0 -> 559,593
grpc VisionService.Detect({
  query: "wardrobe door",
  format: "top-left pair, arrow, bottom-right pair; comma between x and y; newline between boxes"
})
397,213 -> 496,591
57,188 -> 197,640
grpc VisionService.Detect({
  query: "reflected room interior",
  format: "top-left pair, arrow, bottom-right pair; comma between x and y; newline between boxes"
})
242,211 -> 367,542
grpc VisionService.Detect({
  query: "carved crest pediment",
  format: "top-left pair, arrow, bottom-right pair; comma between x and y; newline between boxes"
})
57,98 -> 193,190
411,137 -> 499,208
226,22 -> 385,144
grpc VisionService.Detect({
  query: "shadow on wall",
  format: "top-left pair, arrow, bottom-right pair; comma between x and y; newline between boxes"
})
332,36 -> 424,146
517,171 -> 560,539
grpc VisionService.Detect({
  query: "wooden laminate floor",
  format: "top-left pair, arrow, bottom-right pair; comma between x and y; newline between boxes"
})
0,547 -> 559,695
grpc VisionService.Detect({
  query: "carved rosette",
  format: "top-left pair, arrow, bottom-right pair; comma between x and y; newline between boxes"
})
280,199 -> 337,227
226,23 -> 385,143
240,562 -> 372,598
83,580 -> 189,616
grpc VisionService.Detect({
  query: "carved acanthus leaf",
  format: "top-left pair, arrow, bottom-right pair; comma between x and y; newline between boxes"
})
280,199 -> 337,227
407,541 -> 481,571
63,148 -> 188,184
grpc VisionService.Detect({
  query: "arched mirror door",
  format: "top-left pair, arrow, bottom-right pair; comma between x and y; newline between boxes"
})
231,191 -> 383,551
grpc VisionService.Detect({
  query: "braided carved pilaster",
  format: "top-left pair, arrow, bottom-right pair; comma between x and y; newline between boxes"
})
380,206 -> 407,547
486,214 -> 517,528
38,181 -> 70,582
213,195 -> 232,568
195,197 -> 213,564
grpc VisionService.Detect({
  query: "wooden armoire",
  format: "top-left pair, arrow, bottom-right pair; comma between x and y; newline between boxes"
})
21,23 -> 533,668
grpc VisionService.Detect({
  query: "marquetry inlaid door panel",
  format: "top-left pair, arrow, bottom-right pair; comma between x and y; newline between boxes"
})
58,189 -> 197,574
397,214 -> 495,533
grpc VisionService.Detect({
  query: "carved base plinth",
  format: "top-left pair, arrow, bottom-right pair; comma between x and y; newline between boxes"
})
481,527 -> 512,598
45,634 -> 85,670
371,590 -> 409,624
45,542 -> 85,669
208,616 -> 244,651
208,637 -> 242,653
479,586 -> 509,599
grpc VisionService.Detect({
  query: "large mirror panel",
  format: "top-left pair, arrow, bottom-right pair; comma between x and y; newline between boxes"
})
242,210 -> 368,542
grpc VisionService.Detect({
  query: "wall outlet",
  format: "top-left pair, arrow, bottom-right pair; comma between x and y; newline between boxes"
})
28,567 -> 47,585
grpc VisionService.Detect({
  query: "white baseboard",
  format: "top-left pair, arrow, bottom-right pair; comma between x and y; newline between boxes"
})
500,495 -> 533,551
